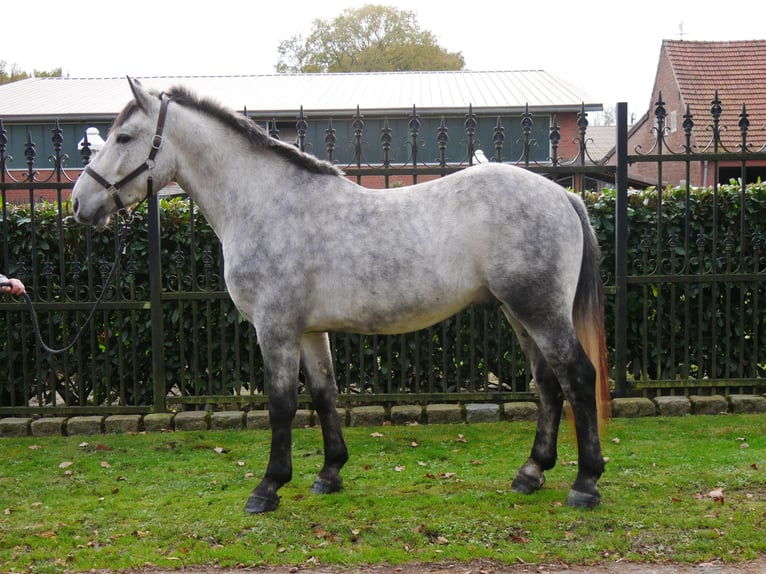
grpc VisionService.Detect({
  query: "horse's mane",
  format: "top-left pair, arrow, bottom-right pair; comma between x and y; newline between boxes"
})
116,85 -> 343,177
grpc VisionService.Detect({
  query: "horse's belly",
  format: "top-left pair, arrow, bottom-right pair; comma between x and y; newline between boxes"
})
305,286 -> 492,335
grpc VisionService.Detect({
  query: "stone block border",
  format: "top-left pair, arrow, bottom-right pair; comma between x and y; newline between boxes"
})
1,395 -> 764,438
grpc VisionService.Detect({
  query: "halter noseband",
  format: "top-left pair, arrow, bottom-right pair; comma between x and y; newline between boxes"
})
82,93 -> 172,211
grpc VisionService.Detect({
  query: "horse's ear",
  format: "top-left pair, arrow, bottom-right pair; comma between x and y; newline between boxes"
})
127,76 -> 153,111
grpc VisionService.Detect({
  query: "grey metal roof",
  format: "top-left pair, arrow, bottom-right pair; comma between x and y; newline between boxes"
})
0,70 -> 600,122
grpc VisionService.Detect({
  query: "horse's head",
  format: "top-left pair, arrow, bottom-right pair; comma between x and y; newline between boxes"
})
72,77 -> 175,226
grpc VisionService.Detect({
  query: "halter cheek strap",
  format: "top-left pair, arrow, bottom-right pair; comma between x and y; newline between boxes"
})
82,93 -> 172,211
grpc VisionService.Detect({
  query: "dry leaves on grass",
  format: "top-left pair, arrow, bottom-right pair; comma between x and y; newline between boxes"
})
693,487 -> 725,504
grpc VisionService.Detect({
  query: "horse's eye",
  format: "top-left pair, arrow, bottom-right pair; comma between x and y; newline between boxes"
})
115,134 -> 132,144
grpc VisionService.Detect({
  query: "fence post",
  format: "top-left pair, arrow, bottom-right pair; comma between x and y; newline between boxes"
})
148,194 -> 166,412
614,103 -> 628,396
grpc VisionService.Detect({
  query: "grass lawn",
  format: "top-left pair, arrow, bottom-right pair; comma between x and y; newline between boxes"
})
0,414 -> 764,573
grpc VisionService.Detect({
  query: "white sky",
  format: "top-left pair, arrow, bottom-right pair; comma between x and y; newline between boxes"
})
3,0 -> 765,121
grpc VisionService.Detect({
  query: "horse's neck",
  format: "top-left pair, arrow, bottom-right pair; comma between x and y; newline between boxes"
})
170,115 -> 287,241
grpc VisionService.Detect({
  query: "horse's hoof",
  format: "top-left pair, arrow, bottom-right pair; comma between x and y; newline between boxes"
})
310,476 -> 342,495
510,472 -> 545,495
244,493 -> 280,514
566,489 -> 601,509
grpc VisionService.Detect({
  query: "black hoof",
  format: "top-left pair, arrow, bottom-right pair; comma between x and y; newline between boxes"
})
310,476 -> 342,494
566,489 -> 601,509
244,493 -> 280,514
510,472 -> 545,495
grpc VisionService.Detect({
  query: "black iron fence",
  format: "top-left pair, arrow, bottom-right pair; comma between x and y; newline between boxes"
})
614,99 -> 766,397
1,97 -> 765,416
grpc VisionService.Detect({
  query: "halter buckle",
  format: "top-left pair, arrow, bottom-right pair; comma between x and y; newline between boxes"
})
151,134 -> 163,150
107,185 -> 126,211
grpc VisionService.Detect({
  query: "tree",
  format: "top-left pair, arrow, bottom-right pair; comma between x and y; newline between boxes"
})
276,4 -> 464,73
0,61 -> 28,84
1,61 -> 63,85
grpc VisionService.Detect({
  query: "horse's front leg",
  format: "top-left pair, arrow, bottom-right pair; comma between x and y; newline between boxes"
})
300,332 -> 348,495
244,334 -> 301,514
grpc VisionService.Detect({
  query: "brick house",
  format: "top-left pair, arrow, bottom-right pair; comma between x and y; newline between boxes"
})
628,39 -> 766,187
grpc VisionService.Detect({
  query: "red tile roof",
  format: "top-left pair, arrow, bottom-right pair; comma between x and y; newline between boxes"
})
662,40 -> 766,150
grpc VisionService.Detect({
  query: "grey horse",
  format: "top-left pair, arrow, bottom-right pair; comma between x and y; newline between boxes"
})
71,78 -> 610,514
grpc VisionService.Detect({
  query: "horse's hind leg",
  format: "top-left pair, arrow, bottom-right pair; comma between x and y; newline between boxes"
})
301,332 -> 349,495
506,315 -> 564,495
504,309 -> 604,508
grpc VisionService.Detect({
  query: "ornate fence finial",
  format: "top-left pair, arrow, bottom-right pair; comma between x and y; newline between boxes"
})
465,104 -> 477,165
408,105 -> 421,167
269,119 -> 280,140
738,103 -> 750,152
710,90 -> 722,151
353,106 -> 364,168
493,116 -> 505,163
549,114 -> 561,166
325,117 -> 336,164
381,118 -> 392,168
682,104 -> 694,153
296,106 -> 308,152
437,117 -> 449,169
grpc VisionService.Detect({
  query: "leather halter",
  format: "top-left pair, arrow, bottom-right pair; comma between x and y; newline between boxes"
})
82,93 -> 172,211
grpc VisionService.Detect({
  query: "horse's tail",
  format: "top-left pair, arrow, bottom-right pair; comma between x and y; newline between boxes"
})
567,192 -> 611,433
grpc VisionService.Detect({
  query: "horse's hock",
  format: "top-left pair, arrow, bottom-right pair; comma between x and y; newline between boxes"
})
1,396 -> 764,438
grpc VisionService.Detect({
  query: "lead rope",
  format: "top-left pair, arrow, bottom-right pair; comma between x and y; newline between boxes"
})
6,198 -> 146,355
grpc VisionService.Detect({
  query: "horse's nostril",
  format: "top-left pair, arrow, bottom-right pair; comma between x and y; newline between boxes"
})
73,198 -> 79,213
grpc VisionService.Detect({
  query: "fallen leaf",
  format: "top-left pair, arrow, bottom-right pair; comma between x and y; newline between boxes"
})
739,443 -> 749,449
28,445 -> 41,450
706,488 -> 725,503
410,441 -> 419,447
612,437 -> 621,444
59,461 -> 73,469
95,444 -> 111,451
395,465 -> 406,472
79,442 -> 89,448
370,432 -> 384,438
237,460 -> 246,466
3,508 -> 11,515
100,461 -> 111,468
455,434 -> 467,443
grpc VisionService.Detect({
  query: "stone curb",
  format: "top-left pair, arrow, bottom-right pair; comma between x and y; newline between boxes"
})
1,395 -> 764,438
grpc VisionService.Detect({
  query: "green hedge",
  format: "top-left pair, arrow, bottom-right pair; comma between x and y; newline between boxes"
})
2,183 -> 765,407
587,183 -> 766,382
